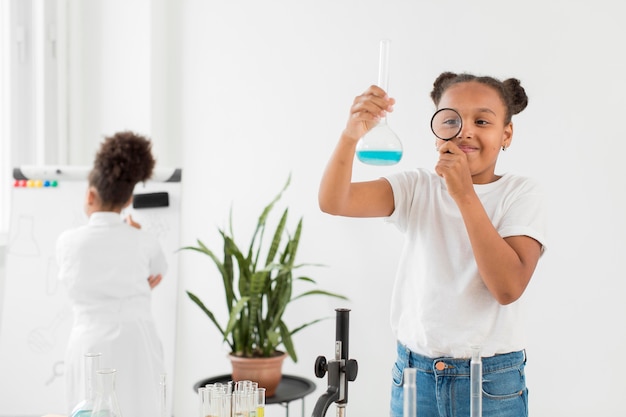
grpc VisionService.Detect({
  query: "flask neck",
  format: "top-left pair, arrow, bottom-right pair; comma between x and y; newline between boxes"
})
92,368 -> 123,417
97,369 -> 117,395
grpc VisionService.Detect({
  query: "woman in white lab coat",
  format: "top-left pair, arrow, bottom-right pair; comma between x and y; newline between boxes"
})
56,131 -> 167,416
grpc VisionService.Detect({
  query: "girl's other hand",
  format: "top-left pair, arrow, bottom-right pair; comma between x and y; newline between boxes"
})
435,141 -> 473,200
147,274 -> 163,289
125,214 -> 141,229
344,85 -> 395,142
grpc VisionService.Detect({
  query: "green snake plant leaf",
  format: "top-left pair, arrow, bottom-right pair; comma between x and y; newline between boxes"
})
265,208 -> 288,267
279,320 -> 297,362
179,240 -> 227,281
249,175 -> 291,268
186,290 -> 234,352
225,297 -> 249,353
291,289 -> 349,302
288,317 -> 332,337
223,234 -> 252,298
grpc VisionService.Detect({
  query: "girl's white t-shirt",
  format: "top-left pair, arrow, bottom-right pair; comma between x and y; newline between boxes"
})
384,168 -> 547,358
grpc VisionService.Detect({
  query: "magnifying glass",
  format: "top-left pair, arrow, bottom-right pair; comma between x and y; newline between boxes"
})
430,108 -> 462,141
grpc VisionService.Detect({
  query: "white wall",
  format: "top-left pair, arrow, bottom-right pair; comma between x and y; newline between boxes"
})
10,0 -> 625,416
174,1 -> 626,417
65,0 -> 180,167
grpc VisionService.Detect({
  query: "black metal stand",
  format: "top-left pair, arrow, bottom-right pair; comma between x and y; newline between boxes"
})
311,308 -> 359,417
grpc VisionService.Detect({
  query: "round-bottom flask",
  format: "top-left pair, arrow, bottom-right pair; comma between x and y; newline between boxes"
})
356,121 -> 403,165
92,368 -> 123,417
356,39 -> 403,166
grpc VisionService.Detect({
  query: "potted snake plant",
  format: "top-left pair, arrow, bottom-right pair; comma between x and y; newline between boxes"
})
182,175 -> 347,396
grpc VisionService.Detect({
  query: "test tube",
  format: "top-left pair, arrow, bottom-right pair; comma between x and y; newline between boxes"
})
470,346 -> 482,417
201,384 -> 232,417
255,388 -> 266,417
159,373 -> 167,417
233,389 -> 252,417
221,390 -> 232,417
403,367 -> 417,417
198,387 -> 207,417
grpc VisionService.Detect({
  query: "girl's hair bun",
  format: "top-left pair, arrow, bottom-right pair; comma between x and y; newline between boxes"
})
430,72 -> 529,123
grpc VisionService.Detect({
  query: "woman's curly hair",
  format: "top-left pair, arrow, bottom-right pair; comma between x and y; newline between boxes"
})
88,131 -> 155,208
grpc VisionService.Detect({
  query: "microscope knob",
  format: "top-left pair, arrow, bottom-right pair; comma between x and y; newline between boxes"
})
314,355 -> 328,378
345,359 -> 358,381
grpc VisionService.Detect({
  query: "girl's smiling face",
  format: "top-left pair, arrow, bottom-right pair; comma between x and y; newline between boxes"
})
437,81 -> 513,184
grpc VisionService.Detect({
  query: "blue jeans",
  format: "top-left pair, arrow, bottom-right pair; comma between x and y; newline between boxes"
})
391,343 -> 528,417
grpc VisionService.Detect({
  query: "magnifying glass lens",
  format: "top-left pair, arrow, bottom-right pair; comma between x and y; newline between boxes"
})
431,108 -> 462,141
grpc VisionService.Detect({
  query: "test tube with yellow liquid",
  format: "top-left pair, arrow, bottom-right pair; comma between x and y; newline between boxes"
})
256,388 -> 265,417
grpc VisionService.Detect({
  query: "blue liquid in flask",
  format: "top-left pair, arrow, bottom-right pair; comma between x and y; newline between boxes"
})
356,149 -> 403,165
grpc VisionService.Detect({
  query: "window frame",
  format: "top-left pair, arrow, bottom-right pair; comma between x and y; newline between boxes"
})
0,0 -> 66,245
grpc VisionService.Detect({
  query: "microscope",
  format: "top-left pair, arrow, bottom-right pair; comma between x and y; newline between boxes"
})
311,308 -> 359,417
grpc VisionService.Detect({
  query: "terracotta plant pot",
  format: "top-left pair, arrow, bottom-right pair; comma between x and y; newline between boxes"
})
229,351 -> 287,397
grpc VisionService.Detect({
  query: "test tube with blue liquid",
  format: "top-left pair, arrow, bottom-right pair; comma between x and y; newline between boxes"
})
356,39 -> 403,165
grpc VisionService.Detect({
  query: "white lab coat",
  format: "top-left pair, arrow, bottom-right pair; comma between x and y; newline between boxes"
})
56,212 -> 167,416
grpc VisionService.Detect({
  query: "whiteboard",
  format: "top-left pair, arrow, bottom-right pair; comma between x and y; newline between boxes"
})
0,166 -> 182,416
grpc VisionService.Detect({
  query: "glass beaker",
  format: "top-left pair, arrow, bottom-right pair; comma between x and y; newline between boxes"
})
403,367 -> 417,417
356,39 -> 403,166
470,346 -> 482,417
92,368 -> 123,417
71,352 -> 102,417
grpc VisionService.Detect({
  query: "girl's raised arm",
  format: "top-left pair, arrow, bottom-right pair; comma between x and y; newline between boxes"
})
318,86 -> 395,218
